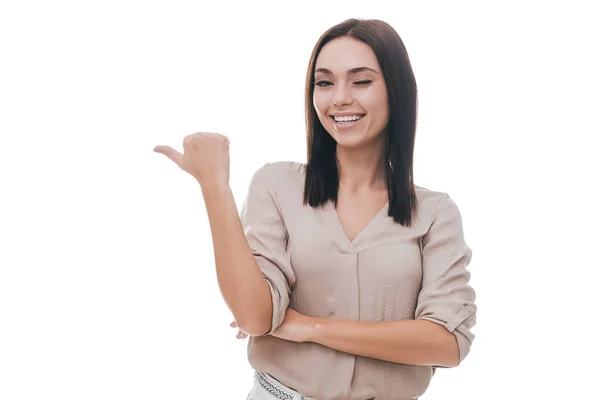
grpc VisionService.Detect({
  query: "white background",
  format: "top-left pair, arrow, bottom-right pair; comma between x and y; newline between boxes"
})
1,0 -> 598,399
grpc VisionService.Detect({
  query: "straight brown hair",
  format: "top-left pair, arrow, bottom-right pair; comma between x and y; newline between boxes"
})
303,18 -> 419,226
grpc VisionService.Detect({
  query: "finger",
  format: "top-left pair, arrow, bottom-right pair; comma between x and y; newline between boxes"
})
230,321 -> 237,328
153,145 -> 183,167
236,330 -> 247,339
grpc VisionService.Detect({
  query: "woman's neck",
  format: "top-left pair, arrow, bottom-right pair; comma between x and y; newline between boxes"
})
336,143 -> 386,193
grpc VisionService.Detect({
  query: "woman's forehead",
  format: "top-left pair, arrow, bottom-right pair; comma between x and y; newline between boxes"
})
315,37 -> 380,74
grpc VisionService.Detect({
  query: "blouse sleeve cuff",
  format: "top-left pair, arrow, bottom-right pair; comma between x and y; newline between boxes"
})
261,272 -> 290,335
419,303 -> 476,366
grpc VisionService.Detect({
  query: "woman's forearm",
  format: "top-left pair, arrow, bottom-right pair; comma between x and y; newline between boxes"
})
201,182 -> 272,336
308,317 -> 459,367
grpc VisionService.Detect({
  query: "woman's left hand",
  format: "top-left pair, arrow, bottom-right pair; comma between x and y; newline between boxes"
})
229,320 -> 248,340
230,309 -> 315,343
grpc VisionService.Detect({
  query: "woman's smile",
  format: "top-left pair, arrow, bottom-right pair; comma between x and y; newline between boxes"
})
330,113 -> 366,130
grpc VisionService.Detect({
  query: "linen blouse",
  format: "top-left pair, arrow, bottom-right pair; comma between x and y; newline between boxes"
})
240,161 -> 476,400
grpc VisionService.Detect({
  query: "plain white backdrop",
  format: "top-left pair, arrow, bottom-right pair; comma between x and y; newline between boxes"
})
1,0 -> 598,399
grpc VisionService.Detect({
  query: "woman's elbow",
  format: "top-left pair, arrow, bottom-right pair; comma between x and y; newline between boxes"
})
238,320 -> 271,337
236,308 -> 273,337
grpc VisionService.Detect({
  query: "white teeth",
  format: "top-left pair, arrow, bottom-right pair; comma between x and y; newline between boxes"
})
334,115 -> 363,122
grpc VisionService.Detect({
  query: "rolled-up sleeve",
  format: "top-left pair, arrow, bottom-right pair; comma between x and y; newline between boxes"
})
240,163 -> 295,334
415,194 -> 476,366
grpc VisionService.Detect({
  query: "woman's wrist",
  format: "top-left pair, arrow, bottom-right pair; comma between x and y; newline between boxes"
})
199,179 -> 231,202
303,316 -> 324,343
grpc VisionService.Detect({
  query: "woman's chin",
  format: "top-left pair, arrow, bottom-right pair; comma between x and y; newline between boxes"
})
331,131 -> 381,150
335,139 -> 365,150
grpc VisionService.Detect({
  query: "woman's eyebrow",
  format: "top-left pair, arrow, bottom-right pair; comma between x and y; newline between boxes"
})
315,67 -> 379,75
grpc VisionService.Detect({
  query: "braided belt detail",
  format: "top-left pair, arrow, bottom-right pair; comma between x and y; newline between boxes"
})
255,371 -> 295,400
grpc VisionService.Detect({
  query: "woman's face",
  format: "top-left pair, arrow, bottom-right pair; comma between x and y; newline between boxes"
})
313,36 -> 389,150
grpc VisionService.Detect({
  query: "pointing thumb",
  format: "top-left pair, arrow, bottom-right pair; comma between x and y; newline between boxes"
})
154,145 -> 183,167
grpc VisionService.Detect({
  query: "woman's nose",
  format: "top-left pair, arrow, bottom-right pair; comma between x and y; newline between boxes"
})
332,84 -> 353,107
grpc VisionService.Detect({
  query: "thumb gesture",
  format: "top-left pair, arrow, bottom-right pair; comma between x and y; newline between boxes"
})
153,145 -> 183,167
154,132 -> 230,187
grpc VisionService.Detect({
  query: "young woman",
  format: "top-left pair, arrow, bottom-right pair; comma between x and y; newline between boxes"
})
155,18 -> 476,400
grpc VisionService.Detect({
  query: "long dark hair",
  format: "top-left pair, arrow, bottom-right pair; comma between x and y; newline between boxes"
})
303,18 -> 418,227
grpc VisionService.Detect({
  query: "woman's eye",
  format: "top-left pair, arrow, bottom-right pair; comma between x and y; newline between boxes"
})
314,80 -> 371,87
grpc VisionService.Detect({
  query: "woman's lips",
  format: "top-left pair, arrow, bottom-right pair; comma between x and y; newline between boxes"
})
330,114 -> 366,130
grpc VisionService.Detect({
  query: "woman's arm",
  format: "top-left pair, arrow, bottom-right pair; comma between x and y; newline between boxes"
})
268,309 -> 459,367
154,134 -> 273,337
202,183 -> 272,336
308,314 -> 459,367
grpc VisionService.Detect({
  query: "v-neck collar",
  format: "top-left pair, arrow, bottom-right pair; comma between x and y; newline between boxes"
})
322,200 -> 389,252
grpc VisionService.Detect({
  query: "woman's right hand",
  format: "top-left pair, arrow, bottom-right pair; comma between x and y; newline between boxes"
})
154,132 -> 230,188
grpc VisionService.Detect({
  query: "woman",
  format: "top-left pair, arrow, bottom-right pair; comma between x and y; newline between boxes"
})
154,18 -> 476,400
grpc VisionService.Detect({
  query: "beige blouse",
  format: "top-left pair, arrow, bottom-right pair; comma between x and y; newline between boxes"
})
240,161 -> 476,400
